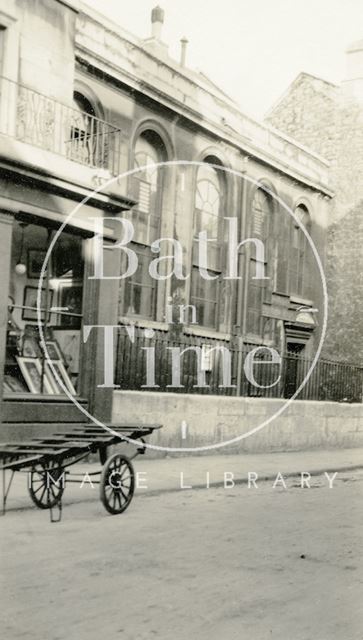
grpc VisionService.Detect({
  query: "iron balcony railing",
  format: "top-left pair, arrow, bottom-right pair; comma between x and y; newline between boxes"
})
115,326 -> 363,403
0,76 -> 122,174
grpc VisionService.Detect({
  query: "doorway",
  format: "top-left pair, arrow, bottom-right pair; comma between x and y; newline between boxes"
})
284,341 -> 305,397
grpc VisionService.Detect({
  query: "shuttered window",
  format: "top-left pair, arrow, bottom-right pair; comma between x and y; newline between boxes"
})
122,132 -> 166,320
190,160 -> 225,329
246,188 -> 272,336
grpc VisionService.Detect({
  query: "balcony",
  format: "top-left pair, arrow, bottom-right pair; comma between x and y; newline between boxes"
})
0,76 -> 122,176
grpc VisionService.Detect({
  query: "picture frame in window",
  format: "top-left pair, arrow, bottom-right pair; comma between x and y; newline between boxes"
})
44,362 -> 61,395
43,340 -> 63,362
58,282 -> 83,328
3,374 -> 28,393
24,324 -> 54,341
51,329 -> 80,375
27,249 -> 47,279
22,335 -> 41,358
45,360 -> 76,396
16,357 -> 54,394
22,287 -> 53,322
3,379 -> 13,393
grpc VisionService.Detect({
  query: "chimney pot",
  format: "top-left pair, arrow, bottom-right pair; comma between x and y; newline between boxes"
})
151,5 -> 164,40
151,5 -> 164,23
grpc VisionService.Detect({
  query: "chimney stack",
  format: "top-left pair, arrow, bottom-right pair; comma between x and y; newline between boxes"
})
151,5 -> 164,41
180,36 -> 188,67
343,39 -> 363,103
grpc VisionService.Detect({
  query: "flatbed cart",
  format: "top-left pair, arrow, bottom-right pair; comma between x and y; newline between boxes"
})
0,423 -> 162,522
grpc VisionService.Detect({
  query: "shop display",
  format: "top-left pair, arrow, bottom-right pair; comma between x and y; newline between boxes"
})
16,356 -> 54,394
45,360 -> 77,396
58,282 -> 83,328
3,374 -> 27,393
27,249 -> 47,278
22,286 -> 53,322
3,219 -> 84,396
44,340 -> 63,361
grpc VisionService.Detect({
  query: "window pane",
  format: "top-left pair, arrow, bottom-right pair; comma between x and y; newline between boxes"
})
247,188 -> 272,335
190,268 -> 218,329
123,244 -> 156,319
251,188 -> 271,240
246,280 -> 263,335
288,205 -> 310,296
192,161 -> 224,328
123,132 -> 167,321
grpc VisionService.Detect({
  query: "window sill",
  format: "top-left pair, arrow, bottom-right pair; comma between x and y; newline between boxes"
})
118,316 -> 169,332
2,393 -> 87,402
289,295 -> 314,307
271,290 -> 290,299
184,326 -> 231,341
244,334 -> 276,347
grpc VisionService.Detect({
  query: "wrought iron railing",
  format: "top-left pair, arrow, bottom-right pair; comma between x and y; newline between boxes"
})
115,326 -> 363,403
0,76 -> 122,174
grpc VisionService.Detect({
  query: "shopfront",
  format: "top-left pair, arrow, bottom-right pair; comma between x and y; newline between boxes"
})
5,218 -> 84,394
0,181 -> 133,438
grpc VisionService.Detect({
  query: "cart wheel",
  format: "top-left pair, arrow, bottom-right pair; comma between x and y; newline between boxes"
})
100,454 -> 135,515
28,460 -> 65,510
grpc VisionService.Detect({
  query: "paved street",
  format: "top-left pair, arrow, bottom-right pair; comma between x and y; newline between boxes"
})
1,470 -> 362,640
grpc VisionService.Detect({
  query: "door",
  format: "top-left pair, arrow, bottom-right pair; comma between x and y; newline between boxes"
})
284,341 -> 304,397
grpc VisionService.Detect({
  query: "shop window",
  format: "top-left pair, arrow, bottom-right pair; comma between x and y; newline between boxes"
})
246,188 -> 272,336
122,131 -> 166,319
190,159 -> 225,329
4,219 -> 84,396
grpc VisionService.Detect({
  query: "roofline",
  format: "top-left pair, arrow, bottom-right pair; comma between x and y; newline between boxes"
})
79,4 -> 239,108
76,6 -> 333,195
76,51 -> 333,197
265,71 -> 338,119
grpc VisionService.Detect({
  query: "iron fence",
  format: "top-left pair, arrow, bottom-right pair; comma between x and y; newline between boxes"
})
0,76 -> 122,174
115,326 -> 363,403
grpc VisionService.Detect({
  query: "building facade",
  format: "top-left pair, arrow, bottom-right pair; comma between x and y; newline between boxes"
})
0,0 -> 135,434
0,0 -> 334,439
266,42 -> 363,364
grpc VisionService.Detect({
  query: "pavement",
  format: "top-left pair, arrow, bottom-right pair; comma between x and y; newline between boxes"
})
2,446 -> 363,512
2,464 -> 363,639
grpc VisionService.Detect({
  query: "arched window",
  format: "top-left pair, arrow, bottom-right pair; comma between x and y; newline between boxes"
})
251,188 -> 271,241
289,204 -> 310,297
69,92 -> 98,166
246,187 -> 273,336
123,131 -> 166,319
132,132 -> 166,245
190,159 -> 225,329
73,92 -> 96,117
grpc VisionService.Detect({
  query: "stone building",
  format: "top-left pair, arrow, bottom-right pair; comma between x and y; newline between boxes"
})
266,41 -> 363,364
0,0 -> 337,441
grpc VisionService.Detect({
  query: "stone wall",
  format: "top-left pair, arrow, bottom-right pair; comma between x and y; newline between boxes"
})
267,74 -> 339,162
112,390 -> 363,456
267,72 -> 363,224
17,0 -> 78,103
267,72 -> 363,364
323,201 -> 363,363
